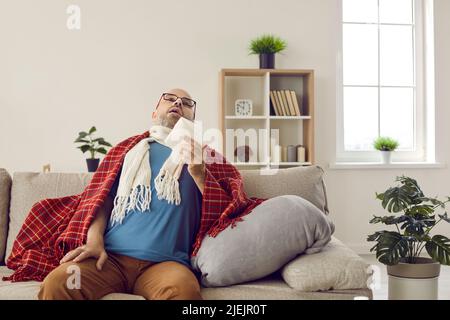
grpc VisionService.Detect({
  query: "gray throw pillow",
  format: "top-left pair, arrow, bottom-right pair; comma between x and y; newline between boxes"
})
191,195 -> 335,287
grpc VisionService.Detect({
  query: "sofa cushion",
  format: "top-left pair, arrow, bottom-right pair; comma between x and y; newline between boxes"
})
0,169 -> 12,264
240,166 -> 329,214
191,195 -> 334,287
281,237 -> 371,291
0,266 -> 371,300
5,172 -> 93,260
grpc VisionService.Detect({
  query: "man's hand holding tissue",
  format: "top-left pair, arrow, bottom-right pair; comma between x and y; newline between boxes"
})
179,136 -> 206,194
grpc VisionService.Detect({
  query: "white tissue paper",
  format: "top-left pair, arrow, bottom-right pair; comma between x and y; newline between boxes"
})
165,117 -> 202,164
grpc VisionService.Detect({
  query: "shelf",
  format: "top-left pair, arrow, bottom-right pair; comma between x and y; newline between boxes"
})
226,116 -> 311,120
222,69 -> 314,77
220,68 -> 315,168
269,116 -> 311,120
270,162 -> 312,166
329,162 -> 446,170
225,116 -> 267,120
230,162 -> 312,167
230,162 -> 267,166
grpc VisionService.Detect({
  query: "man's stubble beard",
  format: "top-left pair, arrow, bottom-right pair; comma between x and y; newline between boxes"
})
152,114 -> 177,129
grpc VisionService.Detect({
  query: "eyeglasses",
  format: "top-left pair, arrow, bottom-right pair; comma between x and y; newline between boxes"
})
158,93 -> 197,119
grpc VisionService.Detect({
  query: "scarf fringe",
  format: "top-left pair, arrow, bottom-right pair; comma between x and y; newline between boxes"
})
154,170 -> 181,205
110,185 -> 152,225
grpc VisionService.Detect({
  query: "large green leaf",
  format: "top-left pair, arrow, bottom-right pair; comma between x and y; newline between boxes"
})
397,176 -> 424,203
367,231 -> 388,242
96,147 -> 107,155
92,137 -> 112,147
374,231 -> 412,265
370,215 -> 408,225
425,235 -> 450,265
380,187 -> 411,213
88,126 -> 96,134
407,204 -> 435,216
74,137 -> 89,143
98,140 -> 112,147
400,215 -> 436,236
77,145 -> 91,153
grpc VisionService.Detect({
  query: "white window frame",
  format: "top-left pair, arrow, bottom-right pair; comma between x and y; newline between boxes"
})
336,0 -> 435,163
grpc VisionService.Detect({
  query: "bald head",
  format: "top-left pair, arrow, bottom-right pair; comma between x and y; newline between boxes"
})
152,88 -> 196,128
167,88 -> 192,99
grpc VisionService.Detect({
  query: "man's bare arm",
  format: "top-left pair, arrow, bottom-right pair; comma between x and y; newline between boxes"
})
59,195 -> 114,270
86,195 -> 114,244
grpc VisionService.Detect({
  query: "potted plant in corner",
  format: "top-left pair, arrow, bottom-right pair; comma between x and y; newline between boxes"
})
368,176 -> 450,300
373,136 -> 399,164
74,126 -> 112,172
249,34 -> 287,69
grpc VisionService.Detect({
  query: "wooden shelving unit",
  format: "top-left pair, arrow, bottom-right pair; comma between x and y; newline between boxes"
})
219,68 -> 315,169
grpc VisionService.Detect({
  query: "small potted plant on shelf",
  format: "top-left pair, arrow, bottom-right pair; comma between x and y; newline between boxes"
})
367,176 -> 450,300
373,136 -> 399,164
249,34 -> 287,69
74,126 -> 112,172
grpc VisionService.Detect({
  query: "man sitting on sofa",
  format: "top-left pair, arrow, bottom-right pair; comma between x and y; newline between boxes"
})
34,88 -> 263,300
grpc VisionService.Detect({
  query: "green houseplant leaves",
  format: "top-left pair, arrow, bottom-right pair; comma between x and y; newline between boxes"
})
373,136 -> 399,151
368,176 -> 450,266
425,235 -> 450,265
249,34 -> 287,54
74,126 -> 112,159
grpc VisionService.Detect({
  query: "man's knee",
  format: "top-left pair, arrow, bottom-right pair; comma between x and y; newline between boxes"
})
154,272 -> 202,300
38,263 -> 80,300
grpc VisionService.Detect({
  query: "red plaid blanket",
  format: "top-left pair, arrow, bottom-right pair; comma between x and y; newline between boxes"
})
4,131 -> 265,282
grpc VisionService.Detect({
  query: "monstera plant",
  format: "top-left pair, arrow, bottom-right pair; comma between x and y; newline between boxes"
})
368,176 -> 450,266
367,176 -> 450,299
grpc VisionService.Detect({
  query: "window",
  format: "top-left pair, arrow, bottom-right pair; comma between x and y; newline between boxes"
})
337,0 -> 435,162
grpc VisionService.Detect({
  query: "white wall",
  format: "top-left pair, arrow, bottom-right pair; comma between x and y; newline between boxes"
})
1,0 -> 449,252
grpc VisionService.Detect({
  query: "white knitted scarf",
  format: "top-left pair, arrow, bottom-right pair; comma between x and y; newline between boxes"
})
110,125 -> 184,225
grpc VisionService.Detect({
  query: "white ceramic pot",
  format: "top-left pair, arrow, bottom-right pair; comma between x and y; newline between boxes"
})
387,257 -> 440,300
380,151 -> 392,164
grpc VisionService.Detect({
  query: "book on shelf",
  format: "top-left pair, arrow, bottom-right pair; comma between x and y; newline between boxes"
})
269,90 -> 303,117
274,91 -> 285,115
271,91 -> 280,115
269,91 -> 280,116
290,90 -> 302,116
280,90 -> 292,116
284,90 -> 297,116
273,91 -> 282,115
275,91 -> 288,116
272,91 -> 283,116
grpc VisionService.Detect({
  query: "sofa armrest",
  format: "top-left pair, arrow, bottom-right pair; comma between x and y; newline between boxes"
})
0,168 -> 12,265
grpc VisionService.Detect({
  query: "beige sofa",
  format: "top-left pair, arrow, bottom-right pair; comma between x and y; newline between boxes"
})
0,166 -> 372,300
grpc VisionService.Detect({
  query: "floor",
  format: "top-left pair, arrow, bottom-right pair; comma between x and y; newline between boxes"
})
360,254 -> 450,300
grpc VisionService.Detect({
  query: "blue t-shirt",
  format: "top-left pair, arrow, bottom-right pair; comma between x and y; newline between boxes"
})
104,141 -> 202,268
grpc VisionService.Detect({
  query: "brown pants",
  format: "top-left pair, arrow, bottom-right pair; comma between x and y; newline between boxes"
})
38,252 -> 203,300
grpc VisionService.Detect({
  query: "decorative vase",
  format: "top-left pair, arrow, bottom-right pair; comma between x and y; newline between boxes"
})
387,257 -> 440,300
86,158 -> 100,172
380,151 -> 392,164
296,145 -> 306,163
259,53 -> 275,69
287,145 -> 297,162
